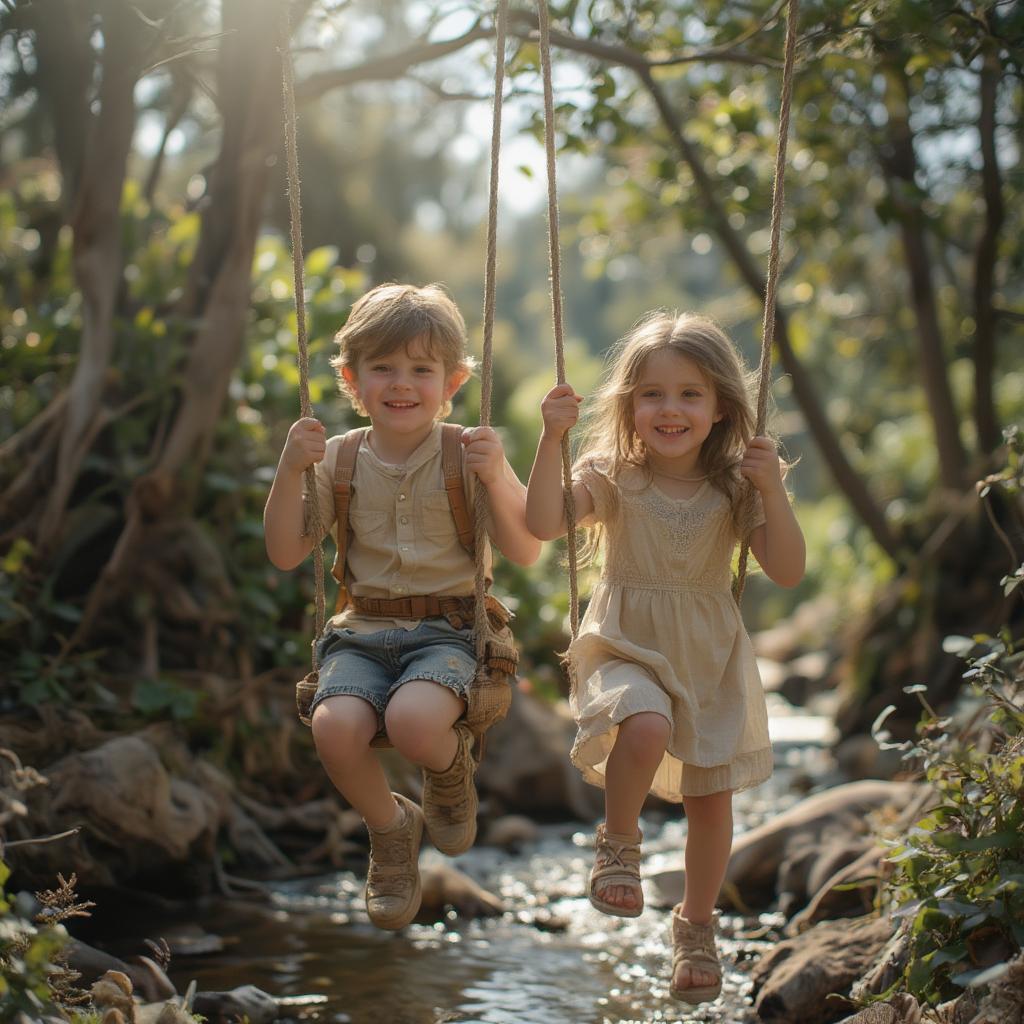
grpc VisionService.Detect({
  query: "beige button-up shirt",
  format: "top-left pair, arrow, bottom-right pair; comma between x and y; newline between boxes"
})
308,422 -> 496,631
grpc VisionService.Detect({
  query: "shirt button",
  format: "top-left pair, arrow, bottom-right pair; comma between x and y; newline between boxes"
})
398,493 -> 407,501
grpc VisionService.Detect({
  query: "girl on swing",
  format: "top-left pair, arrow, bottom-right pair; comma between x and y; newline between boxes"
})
526,311 -> 805,1004
265,282 -> 540,930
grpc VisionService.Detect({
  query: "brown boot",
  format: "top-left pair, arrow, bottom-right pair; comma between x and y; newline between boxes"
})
422,722 -> 478,855
365,793 -> 423,930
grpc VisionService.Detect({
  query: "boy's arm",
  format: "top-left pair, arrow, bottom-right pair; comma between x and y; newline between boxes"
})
264,418 -> 326,571
525,383 -> 594,541
743,436 -> 805,588
462,426 -> 541,566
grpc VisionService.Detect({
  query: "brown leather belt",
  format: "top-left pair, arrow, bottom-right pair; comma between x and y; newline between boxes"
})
350,593 -> 509,627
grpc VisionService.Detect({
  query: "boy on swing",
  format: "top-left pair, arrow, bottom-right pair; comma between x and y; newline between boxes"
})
265,283 -> 540,930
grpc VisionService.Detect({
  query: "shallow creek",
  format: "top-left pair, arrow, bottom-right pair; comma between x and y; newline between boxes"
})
167,700 -> 837,1024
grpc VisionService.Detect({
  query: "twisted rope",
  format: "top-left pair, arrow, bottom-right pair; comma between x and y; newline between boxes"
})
279,2 -> 326,663
473,0 -> 509,657
537,0 -> 580,639
734,0 -> 799,603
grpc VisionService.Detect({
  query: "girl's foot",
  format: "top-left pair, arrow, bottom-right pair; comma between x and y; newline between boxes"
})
669,906 -> 723,1005
588,823 -> 643,917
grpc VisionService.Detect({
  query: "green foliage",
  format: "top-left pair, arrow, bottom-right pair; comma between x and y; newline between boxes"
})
875,430 -> 1024,1004
875,636 -> 1024,1004
0,860 -> 71,1020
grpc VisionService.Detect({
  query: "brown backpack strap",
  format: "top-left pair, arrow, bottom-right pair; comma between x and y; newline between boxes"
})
441,422 -> 475,558
330,428 -> 367,610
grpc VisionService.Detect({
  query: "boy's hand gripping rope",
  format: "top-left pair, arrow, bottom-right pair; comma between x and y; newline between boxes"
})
734,0 -> 799,604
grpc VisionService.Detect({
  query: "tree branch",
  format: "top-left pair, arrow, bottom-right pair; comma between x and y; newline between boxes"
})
638,67 -> 904,564
296,11 -> 781,103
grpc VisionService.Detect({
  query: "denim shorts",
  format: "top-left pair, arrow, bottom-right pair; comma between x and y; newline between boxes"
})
309,618 -> 478,726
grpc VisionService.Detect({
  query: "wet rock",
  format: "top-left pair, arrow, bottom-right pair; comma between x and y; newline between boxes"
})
418,863 -> 504,920
777,836 -> 875,920
191,985 -> 277,1024
788,843 -> 887,933
92,970 -> 136,1022
476,690 -> 602,820
835,734 -> 908,781
649,780 -> 920,912
850,924 -> 911,1000
751,915 -> 894,1023
482,814 -> 540,850
161,923 -> 225,956
136,1005 -> 196,1024
834,994 -> 922,1023
779,651 -> 833,707
20,735 -> 221,888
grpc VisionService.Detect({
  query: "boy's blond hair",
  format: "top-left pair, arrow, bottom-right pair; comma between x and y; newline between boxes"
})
331,282 -> 476,419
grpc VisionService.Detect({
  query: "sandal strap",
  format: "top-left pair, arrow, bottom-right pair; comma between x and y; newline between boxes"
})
594,823 -> 642,870
671,906 -> 722,977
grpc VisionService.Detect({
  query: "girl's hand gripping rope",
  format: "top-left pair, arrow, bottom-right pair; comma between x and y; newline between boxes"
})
540,383 -> 582,442
739,436 -> 785,497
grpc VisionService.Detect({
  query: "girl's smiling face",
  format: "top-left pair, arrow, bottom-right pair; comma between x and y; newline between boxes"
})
631,348 -> 722,470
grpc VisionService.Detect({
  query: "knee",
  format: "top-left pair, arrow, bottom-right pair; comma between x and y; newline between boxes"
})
684,792 -> 734,827
617,712 -> 671,757
310,703 -> 376,762
385,704 -> 445,765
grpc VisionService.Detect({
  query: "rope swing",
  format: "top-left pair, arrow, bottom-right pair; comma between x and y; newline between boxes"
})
279,0 -> 514,698
734,0 -> 800,603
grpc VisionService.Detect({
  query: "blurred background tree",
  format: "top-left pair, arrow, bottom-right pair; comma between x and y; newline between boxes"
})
0,0 -> 1021,742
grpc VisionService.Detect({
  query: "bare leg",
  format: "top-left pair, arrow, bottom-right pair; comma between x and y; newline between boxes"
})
674,789 -> 734,991
311,695 -> 396,830
384,679 -> 465,772
598,711 -> 671,912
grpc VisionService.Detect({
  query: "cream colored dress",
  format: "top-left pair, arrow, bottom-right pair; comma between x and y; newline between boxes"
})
567,460 -> 773,801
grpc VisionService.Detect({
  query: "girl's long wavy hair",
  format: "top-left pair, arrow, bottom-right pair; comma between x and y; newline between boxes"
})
575,311 -> 769,564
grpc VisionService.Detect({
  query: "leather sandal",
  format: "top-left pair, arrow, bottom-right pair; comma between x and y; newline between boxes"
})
588,823 -> 643,918
669,905 -> 723,1004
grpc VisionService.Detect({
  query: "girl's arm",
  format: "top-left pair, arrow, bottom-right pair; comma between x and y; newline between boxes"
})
742,436 -> 806,588
264,417 -> 326,571
462,427 -> 542,566
526,384 -> 594,541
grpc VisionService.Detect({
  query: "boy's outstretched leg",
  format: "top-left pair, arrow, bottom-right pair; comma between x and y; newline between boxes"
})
311,695 -> 424,929
385,680 -> 477,855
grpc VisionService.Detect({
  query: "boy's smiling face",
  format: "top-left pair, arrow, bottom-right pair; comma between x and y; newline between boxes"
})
342,335 -> 468,439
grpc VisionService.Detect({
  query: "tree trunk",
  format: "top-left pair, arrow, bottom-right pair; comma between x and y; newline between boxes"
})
879,62 -> 968,491
28,0 -> 93,210
972,56 -> 1004,455
158,0 -> 283,488
639,70 -> 904,564
38,0 -> 147,550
